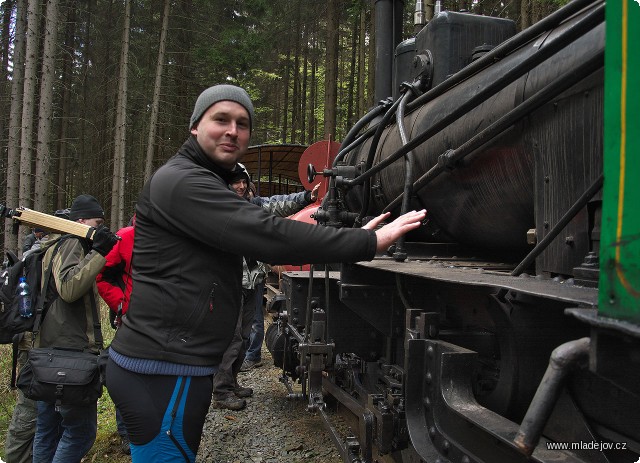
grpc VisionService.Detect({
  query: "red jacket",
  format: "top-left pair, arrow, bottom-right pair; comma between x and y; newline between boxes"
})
96,225 -> 134,314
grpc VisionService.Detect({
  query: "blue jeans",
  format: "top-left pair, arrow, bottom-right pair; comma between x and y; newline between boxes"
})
245,283 -> 265,362
32,400 -> 97,463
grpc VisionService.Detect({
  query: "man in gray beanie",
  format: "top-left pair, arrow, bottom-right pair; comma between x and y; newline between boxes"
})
182,84 -> 254,171
189,84 -> 254,132
107,84 -> 426,462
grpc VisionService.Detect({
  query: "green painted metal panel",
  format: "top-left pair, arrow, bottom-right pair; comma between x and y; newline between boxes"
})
599,0 -> 640,319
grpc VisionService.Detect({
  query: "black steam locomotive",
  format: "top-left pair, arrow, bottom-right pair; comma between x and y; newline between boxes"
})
265,0 -> 640,462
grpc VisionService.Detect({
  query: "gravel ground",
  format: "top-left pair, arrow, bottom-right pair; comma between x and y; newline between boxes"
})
197,345 -> 344,463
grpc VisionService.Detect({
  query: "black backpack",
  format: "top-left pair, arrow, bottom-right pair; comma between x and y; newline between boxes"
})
0,236 -> 67,344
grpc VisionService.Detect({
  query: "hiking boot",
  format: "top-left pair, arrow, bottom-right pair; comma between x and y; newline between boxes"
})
234,385 -> 253,398
120,435 -> 131,455
240,358 -> 263,372
212,395 -> 246,411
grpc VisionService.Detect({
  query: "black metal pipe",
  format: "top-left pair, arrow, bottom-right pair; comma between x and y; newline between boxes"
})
514,337 -> 590,456
356,96 -> 404,224
374,0 -> 404,102
333,0 -> 601,179
303,265 -> 314,343
407,0 -> 601,112
334,103 -> 389,167
382,49 -> 604,213
346,2 -> 604,188
511,174 -> 603,276
396,90 -> 417,216
392,88 -> 418,260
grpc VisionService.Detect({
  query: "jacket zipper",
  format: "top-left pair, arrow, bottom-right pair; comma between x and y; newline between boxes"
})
209,284 -> 217,312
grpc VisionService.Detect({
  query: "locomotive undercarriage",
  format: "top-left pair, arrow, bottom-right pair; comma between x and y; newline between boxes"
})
265,252 -> 639,463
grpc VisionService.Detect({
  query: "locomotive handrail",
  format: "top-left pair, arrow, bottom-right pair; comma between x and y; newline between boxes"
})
391,86 -> 421,261
511,174 -> 604,276
344,2 -> 604,189
382,49 -> 604,213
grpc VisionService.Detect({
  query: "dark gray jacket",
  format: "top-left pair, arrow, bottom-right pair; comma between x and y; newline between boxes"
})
111,135 -> 376,367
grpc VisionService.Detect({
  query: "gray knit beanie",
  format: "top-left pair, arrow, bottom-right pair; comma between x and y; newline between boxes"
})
189,84 -> 254,131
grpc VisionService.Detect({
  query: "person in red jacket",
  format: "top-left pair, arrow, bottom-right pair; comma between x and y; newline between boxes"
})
96,217 -> 135,455
97,218 -> 135,327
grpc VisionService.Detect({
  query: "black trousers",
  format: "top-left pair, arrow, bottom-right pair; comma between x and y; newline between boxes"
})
106,359 -> 212,461
212,288 -> 256,398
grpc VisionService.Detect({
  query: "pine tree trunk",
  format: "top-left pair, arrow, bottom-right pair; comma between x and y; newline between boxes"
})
367,8 -> 375,109
281,44 -> 291,143
0,0 -> 14,158
301,28 -> 309,145
34,0 -> 60,213
144,0 -> 171,183
291,1 -> 302,143
56,0 -> 77,210
520,0 -> 530,31
357,4 -> 366,118
323,0 -> 340,141
346,13 -> 358,128
309,39 -> 317,143
110,0 -> 131,230
18,0 -> 40,249
3,0 -> 26,254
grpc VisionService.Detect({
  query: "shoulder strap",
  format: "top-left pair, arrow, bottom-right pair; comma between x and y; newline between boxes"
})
88,289 -> 104,349
10,333 -> 23,389
30,239 -> 66,343
73,235 -> 103,349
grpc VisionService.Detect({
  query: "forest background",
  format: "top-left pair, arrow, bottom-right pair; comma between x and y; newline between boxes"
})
0,0 -> 564,254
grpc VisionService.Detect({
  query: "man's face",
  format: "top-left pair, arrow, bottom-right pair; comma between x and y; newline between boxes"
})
231,179 -> 248,197
79,218 -> 104,228
190,101 -> 251,169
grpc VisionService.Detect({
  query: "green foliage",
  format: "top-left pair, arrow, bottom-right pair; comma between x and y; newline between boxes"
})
0,344 -> 14,460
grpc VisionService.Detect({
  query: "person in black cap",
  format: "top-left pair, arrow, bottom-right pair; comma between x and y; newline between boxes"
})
31,194 -> 119,463
106,84 -> 425,462
212,163 -> 320,411
5,206 -> 72,462
21,228 -> 47,254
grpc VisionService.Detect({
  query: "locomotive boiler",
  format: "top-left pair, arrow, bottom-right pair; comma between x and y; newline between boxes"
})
265,0 -> 640,462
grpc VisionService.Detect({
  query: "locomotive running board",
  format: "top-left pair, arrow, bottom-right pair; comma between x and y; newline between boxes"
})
405,338 -> 593,463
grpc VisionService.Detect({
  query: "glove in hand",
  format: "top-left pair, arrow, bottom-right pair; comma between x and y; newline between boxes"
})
92,225 -> 119,257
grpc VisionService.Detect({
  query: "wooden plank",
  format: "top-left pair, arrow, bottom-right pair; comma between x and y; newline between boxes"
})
9,207 -> 95,240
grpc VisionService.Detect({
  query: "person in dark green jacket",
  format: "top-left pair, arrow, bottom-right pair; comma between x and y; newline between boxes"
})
106,84 -> 425,463
31,194 -> 119,463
